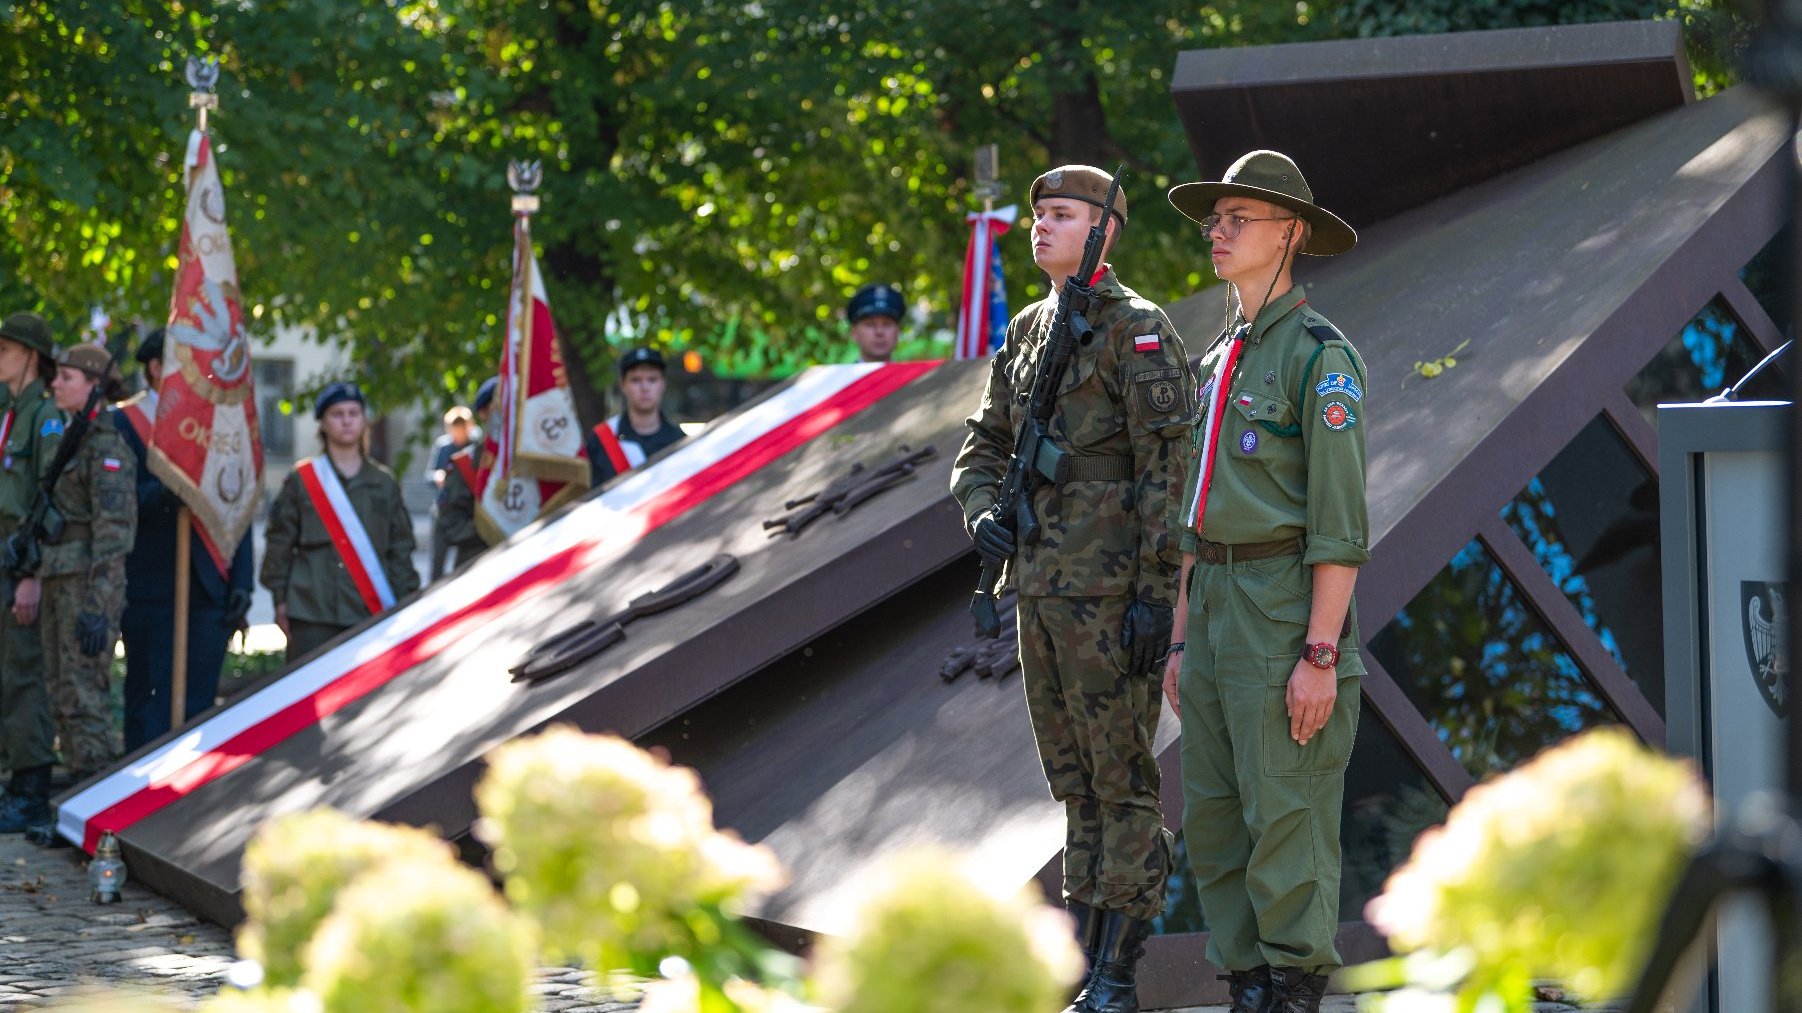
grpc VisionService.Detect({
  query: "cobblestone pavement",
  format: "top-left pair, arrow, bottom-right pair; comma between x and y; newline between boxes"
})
0,831 -> 1623,1012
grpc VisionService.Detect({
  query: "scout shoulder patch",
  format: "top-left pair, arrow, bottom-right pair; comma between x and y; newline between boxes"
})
39,418 -> 62,437
1134,367 -> 1183,415
1301,308 -> 1346,345
1315,372 -> 1364,402
1322,400 -> 1357,431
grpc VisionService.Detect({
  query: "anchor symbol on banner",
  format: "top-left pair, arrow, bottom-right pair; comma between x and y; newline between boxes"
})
539,415 -> 568,442
503,479 -> 528,513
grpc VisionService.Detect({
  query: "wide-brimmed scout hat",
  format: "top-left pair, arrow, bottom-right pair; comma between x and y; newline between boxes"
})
56,343 -> 121,383
1167,150 -> 1356,256
0,312 -> 54,358
1031,165 -> 1128,225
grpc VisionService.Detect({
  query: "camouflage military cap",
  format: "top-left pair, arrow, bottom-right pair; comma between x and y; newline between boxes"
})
56,343 -> 121,382
0,312 -> 54,358
1030,165 -> 1128,225
1167,150 -> 1356,256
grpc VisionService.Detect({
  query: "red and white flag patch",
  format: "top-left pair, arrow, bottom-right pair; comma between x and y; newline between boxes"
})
1133,333 -> 1160,354
102,457 -> 122,472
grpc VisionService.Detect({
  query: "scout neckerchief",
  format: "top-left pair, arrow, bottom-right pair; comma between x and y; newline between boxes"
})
1185,321 -> 1251,532
294,456 -> 396,615
120,389 -> 158,446
591,415 -> 648,475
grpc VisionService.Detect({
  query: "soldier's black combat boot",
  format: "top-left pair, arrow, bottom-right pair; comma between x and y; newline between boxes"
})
0,764 -> 51,834
1267,966 -> 1330,1013
1219,966 -> 1274,1013
1062,910 -> 1149,1013
1068,902 -> 1103,984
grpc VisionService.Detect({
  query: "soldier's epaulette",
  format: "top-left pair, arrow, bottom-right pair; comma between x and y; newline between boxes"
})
1301,309 -> 1346,345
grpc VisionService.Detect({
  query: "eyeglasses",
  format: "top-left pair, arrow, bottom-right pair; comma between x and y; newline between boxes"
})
1197,214 -> 1297,241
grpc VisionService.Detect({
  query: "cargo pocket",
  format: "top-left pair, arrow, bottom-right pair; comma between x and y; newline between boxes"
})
1262,655 -> 1360,777
1057,349 -> 1126,448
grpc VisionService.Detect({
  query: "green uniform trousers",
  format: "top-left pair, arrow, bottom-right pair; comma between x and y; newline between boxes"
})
0,597 -> 56,771
286,619 -> 351,665
1018,593 -> 1171,921
40,570 -> 120,774
1177,551 -> 1362,971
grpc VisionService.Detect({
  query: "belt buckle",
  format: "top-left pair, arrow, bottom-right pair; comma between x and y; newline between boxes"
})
1202,541 -> 1225,565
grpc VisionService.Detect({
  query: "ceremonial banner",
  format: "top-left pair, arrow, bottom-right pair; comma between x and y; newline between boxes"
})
147,128 -> 264,574
955,205 -> 1017,360
476,200 -> 586,543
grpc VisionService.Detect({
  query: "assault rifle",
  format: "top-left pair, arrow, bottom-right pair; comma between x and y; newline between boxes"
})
970,165 -> 1123,639
2,369 -> 112,607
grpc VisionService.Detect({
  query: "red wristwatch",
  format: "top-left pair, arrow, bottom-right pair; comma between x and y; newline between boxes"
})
1302,641 -> 1339,670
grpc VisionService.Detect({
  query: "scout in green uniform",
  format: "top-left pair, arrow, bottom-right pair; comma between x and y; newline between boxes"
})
260,382 -> 419,662
0,312 -> 65,834
31,344 -> 135,816
951,166 -> 1194,1013
1163,151 -> 1369,1013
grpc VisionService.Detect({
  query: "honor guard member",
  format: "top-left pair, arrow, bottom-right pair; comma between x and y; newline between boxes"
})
950,166 -> 1194,1013
115,329 -> 255,751
584,347 -> 684,487
847,282 -> 904,363
261,382 -> 420,661
1163,151 -> 1369,1013
26,344 -> 136,826
437,376 -> 496,564
0,313 -> 63,833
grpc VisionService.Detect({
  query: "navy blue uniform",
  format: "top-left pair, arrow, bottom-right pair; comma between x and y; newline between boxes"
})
114,408 -> 254,751
583,413 -> 685,487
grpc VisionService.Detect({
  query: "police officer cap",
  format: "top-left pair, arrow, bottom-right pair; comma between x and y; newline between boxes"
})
474,376 -> 499,413
847,283 -> 904,324
0,312 -> 54,358
1030,165 -> 1128,225
618,346 -> 665,378
135,328 -> 165,366
56,343 -> 121,383
314,381 -> 366,419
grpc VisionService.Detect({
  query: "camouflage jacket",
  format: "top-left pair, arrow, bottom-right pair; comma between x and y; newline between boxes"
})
0,379 -> 64,534
261,456 -> 420,627
39,413 -> 138,608
437,445 -> 489,561
950,267 -> 1194,603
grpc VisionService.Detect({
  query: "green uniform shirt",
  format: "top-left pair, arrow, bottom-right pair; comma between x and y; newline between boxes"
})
38,413 -> 137,592
0,380 -> 65,535
1178,286 -> 1369,569
260,456 -> 421,628
951,267 -> 1195,604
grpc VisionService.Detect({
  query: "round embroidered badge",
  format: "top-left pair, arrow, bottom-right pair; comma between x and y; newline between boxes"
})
1323,401 -> 1355,431
1239,429 -> 1258,455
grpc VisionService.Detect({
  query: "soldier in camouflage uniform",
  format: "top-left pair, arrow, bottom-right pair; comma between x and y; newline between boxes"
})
951,166 -> 1194,1013
1163,152 -> 1369,1013
34,344 -> 135,821
437,376 -> 496,569
0,313 -> 65,834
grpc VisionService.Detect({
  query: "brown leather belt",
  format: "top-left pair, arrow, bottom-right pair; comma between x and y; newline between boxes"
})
1196,537 -> 1303,566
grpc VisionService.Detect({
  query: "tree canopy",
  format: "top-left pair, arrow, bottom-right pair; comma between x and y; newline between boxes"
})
0,0 -> 1750,419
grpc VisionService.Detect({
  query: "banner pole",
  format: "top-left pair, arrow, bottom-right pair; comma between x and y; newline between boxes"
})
171,507 -> 191,727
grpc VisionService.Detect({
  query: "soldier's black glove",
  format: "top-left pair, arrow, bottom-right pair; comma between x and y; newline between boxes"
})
1121,599 -> 1174,676
221,588 -> 253,633
971,509 -> 1016,567
76,611 -> 109,657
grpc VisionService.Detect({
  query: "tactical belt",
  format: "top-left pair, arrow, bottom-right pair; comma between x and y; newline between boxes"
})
1034,450 -> 1133,484
1196,537 -> 1303,566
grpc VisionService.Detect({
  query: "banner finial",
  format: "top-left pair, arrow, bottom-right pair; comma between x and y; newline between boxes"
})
186,56 -> 221,131
508,160 -> 542,216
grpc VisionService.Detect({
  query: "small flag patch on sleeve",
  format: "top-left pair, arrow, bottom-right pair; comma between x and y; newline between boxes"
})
102,457 -> 122,472
1133,333 -> 1160,353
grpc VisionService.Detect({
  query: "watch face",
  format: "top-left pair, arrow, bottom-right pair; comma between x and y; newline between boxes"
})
1308,642 -> 1338,668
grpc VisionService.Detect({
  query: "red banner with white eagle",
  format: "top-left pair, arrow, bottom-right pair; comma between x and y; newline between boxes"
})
147,129 -> 265,574
475,210 -> 586,543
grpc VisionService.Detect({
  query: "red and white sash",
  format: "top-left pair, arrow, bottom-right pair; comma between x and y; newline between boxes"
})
451,451 -> 478,491
591,416 -> 647,475
294,457 -> 396,615
1185,327 -> 1248,532
120,389 -> 158,446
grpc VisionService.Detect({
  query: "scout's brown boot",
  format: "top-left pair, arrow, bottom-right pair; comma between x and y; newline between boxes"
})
1267,966 -> 1330,1013
1219,966 -> 1274,1013
1062,911 -> 1149,1013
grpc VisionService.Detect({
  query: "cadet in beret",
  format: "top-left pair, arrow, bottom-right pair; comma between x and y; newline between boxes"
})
846,282 -> 904,363
114,328 -> 256,751
0,312 -> 64,834
260,382 -> 419,661
950,165 -> 1194,1013
1163,151 -> 1369,1013
583,347 -> 685,487
437,376 -> 496,564
27,343 -> 135,828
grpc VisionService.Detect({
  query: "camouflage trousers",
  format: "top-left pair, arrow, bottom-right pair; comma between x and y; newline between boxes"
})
0,583 -> 56,771
40,566 -> 123,774
1177,552 -> 1363,972
1018,593 -> 1171,921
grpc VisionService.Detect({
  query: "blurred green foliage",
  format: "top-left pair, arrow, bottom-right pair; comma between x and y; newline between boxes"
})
0,0 -> 1751,417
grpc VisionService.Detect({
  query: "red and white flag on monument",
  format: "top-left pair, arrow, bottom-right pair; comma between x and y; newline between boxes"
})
475,200 -> 586,543
147,128 -> 264,574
